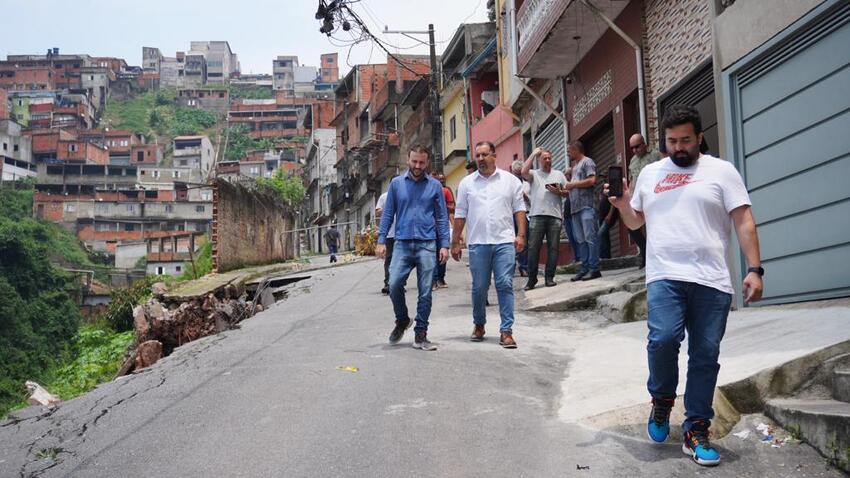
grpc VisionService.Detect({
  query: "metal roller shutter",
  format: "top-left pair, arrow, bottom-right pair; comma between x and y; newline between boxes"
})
582,119 -> 619,256
725,0 -> 850,304
534,115 -> 567,171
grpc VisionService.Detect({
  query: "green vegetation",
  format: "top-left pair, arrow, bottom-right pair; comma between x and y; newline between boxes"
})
223,124 -> 276,161
0,186 -> 87,415
176,241 -> 213,282
256,168 -> 306,207
104,89 -> 218,139
44,324 -> 135,401
98,276 -> 157,332
229,84 -> 274,100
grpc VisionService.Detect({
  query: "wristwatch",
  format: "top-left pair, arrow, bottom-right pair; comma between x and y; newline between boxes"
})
747,266 -> 765,277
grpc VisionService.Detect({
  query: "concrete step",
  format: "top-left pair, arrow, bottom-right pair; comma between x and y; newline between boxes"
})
765,398 -> 850,472
596,289 -> 647,323
834,369 -> 850,403
521,267 -> 645,312
623,281 -> 646,293
556,255 -> 640,275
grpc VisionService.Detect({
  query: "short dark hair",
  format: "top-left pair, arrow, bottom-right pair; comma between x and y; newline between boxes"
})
568,141 -> 584,154
661,105 -> 703,135
408,143 -> 431,158
475,141 -> 496,154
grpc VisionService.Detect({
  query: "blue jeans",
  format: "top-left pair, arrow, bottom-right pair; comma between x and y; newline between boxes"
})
571,208 -> 600,273
328,244 -> 338,263
469,243 -> 516,332
527,215 -> 562,282
389,240 -> 437,333
646,280 -> 732,432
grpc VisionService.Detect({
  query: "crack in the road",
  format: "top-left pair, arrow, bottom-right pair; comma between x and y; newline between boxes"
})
62,262 -> 376,475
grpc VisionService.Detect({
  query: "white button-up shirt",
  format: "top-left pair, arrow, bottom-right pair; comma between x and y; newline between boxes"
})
455,168 -> 526,245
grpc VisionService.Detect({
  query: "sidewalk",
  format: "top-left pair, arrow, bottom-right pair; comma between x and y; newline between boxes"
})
557,298 -> 850,439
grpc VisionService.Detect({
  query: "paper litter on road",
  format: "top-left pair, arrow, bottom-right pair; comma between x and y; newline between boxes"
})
733,430 -> 751,439
336,366 -> 359,373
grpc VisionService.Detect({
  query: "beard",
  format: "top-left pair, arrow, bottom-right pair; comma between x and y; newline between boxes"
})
671,147 -> 699,167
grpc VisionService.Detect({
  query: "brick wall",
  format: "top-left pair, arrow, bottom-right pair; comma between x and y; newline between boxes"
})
644,0 -> 712,143
0,90 -> 7,120
212,178 -> 295,272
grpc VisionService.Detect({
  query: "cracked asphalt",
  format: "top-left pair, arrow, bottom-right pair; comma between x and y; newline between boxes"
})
0,259 -> 844,477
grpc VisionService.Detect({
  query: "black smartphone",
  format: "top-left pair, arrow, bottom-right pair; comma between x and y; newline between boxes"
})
608,166 -> 623,197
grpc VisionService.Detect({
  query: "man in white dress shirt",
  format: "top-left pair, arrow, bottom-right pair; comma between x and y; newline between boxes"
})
451,141 -> 527,348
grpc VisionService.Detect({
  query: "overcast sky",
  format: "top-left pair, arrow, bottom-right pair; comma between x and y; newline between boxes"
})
3,0 -> 489,75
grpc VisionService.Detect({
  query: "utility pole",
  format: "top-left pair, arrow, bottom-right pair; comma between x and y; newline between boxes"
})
384,24 -> 443,173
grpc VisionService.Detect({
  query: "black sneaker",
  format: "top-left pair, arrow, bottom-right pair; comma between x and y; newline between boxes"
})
388,319 -> 411,344
524,281 -> 537,291
412,331 -> 437,351
570,271 -> 587,282
581,270 -> 602,281
381,286 -> 389,294
683,422 -> 721,466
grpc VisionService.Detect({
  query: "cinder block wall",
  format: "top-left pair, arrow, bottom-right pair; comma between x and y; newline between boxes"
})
212,179 -> 294,272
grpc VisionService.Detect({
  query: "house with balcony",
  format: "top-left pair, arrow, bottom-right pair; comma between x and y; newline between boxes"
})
302,128 -> 337,252
0,119 -> 35,181
440,22 -> 497,194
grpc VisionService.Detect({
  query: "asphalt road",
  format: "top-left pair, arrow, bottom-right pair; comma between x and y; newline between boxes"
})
0,258 -> 843,477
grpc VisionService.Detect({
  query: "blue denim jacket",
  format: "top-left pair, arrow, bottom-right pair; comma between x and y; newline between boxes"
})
378,172 -> 450,249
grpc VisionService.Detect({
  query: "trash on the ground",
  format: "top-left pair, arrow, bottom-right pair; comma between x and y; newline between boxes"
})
733,430 -> 751,439
762,434 -> 775,443
336,366 -> 359,373
576,464 -> 590,470
25,381 -> 60,407
756,422 -> 772,436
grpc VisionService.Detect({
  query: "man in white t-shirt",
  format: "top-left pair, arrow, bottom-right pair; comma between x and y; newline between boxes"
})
375,191 -> 395,294
607,105 -> 764,467
452,141 -> 526,348
521,147 -> 568,289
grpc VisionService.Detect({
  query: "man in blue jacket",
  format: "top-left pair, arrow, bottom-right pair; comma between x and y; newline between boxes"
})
376,144 -> 450,351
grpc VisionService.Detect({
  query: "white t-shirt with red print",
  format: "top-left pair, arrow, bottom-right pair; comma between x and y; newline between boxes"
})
630,155 -> 751,294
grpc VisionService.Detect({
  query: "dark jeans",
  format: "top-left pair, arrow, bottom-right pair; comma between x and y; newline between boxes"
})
598,220 -> 612,259
563,209 -> 578,263
329,244 -> 338,263
383,238 -> 395,287
515,215 -> 529,274
646,280 -> 732,432
629,227 -> 647,262
433,249 -> 447,284
527,215 -> 562,283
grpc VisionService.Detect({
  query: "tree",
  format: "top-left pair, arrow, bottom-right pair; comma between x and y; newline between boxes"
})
256,169 -> 306,207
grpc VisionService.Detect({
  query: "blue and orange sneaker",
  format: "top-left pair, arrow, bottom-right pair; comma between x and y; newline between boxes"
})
682,422 -> 721,466
647,397 -> 674,443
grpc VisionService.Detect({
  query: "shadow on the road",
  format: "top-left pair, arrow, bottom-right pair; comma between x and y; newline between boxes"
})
575,429 -> 742,465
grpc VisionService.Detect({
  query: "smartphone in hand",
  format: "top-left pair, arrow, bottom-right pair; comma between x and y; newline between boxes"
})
607,166 -> 623,197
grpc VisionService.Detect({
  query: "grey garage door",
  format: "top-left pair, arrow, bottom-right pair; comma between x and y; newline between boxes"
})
725,0 -> 850,305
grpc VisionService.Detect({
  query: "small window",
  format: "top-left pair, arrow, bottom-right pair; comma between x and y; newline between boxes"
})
156,266 -> 164,275
126,204 -> 135,212
165,204 -> 174,212
68,143 -> 78,152
2,143 -> 6,151
64,203 -> 76,212
450,116 -> 457,142
176,266 -> 182,272
13,144 -> 19,152
137,151 -> 145,162
153,170 -> 160,178
195,205 -> 205,213
124,223 -> 134,231
172,170 -> 180,178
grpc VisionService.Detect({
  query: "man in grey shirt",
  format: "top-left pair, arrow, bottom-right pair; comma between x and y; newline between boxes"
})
566,141 -> 601,281
521,147 -> 568,289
